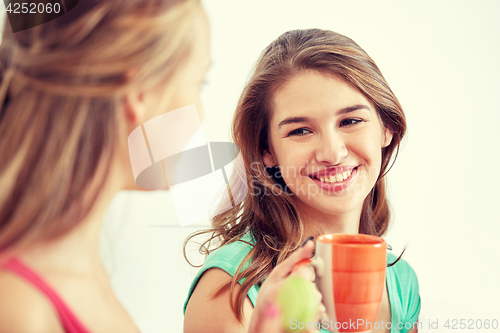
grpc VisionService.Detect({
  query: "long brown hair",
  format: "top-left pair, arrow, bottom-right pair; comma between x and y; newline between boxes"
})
185,28 -> 407,321
0,0 -> 201,254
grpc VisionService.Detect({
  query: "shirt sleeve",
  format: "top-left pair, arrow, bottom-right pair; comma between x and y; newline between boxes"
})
399,259 -> 421,333
183,236 -> 258,314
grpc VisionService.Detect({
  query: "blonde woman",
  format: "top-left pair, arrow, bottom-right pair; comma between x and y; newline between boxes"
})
0,1 -> 314,332
0,1 -> 208,332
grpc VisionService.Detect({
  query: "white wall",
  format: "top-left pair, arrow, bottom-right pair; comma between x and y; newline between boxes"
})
101,1 -> 500,332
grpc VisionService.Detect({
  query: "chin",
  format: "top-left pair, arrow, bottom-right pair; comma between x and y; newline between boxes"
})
319,204 -> 360,217
297,195 -> 363,217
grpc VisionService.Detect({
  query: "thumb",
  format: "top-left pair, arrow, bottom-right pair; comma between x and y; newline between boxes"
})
248,301 -> 283,333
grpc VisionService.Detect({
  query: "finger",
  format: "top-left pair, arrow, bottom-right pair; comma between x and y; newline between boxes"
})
291,258 -> 312,273
290,263 -> 316,282
248,301 -> 283,333
315,302 -> 327,323
266,240 -> 315,283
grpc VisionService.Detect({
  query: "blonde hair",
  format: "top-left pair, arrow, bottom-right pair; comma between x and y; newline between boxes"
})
0,0 -> 201,253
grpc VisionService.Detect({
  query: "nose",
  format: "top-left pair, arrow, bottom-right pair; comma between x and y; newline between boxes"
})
314,130 -> 348,165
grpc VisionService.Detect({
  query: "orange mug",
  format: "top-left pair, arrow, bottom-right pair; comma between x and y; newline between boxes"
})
295,234 -> 386,332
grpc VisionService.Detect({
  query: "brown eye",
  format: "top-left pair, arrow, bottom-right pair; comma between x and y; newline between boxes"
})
340,118 -> 363,127
288,128 -> 312,137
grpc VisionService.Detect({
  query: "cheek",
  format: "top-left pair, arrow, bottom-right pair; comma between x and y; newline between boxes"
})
276,146 -> 308,174
179,81 -> 203,121
165,84 -> 203,118
193,91 -> 204,123
349,130 -> 384,177
276,153 -> 313,190
168,85 -> 191,109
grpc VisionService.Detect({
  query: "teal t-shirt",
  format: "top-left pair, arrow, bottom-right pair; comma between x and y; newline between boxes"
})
184,233 -> 421,333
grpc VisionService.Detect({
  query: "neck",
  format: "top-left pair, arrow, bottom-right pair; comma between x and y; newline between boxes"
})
20,166 -> 124,276
297,200 -> 362,244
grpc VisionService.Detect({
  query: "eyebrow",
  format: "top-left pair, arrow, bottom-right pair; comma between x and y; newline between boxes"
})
277,104 -> 370,128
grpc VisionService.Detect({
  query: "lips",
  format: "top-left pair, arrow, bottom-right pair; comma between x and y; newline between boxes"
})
308,166 -> 358,184
308,166 -> 359,192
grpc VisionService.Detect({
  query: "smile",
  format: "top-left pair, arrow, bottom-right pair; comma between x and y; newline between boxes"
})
313,169 -> 352,183
308,166 -> 358,191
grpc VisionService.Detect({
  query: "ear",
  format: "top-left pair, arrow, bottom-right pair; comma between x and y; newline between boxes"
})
263,150 -> 278,167
124,91 -> 147,127
382,127 -> 394,148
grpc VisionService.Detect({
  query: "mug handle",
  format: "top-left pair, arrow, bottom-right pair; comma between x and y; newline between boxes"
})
291,257 -> 325,279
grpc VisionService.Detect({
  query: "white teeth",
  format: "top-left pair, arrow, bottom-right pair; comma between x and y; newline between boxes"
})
315,169 -> 354,183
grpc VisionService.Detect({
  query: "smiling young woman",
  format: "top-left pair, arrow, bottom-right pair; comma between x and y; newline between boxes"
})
264,72 -> 394,238
184,29 -> 420,333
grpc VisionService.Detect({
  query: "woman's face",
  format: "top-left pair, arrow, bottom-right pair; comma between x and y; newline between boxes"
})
123,7 -> 211,191
264,71 -> 393,220
142,7 -> 211,122
161,7 -> 211,121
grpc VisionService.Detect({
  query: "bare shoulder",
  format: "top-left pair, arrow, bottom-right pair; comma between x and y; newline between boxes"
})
0,271 -> 64,333
184,268 -> 253,333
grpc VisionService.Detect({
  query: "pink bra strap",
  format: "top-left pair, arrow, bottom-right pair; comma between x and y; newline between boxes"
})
1,257 -> 90,333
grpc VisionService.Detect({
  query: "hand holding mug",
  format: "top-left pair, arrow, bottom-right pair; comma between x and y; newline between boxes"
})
294,234 -> 387,333
248,240 -> 325,333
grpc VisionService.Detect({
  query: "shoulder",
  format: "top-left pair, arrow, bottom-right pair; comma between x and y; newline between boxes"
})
386,253 -> 421,324
184,268 -> 253,333
0,271 -> 63,333
198,234 -> 255,281
184,234 -> 256,313
387,252 -> 419,289
183,234 -> 257,332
